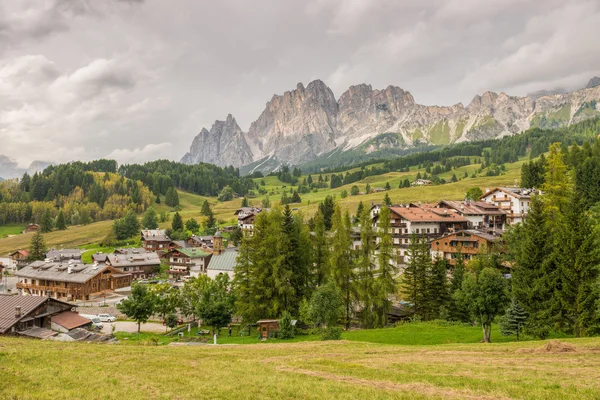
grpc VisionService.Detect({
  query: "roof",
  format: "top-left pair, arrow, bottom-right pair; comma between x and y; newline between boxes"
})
141,229 -> 170,241
0,295 -> 47,333
435,200 -> 507,216
46,249 -> 82,260
15,261 -> 127,284
9,249 -> 29,257
92,253 -> 108,262
480,187 -> 539,200
114,248 -> 149,256
434,229 -> 501,243
388,206 -> 468,223
107,251 -> 161,267
173,247 -> 212,259
234,207 -> 262,215
207,249 -> 238,272
51,311 -> 91,330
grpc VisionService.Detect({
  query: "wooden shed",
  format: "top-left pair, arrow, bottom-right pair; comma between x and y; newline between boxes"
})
256,319 -> 279,340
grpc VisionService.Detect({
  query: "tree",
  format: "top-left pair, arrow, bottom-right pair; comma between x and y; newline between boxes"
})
165,187 -> 179,207
40,208 -> 54,233
465,187 -> 483,200
279,310 -> 295,339
117,284 -> 156,333
402,234 -> 430,319
454,267 -> 508,343
354,201 -> 364,224
217,185 -> 234,202
385,181 -> 391,191
151,283 -> 181,331
329,206 -> 355,330
374,206 -> 397,327
427,258 -> 450,319
383,193 -> 392,206
28,231 -> 47,262
309,281 -> 342,329
261,196 -> 271,209
500,299 -> 528,341
318,195 -> 336,230
290,191 -> 301,203
340,189 -> 348,199
201,200 -> 212,217
142,208 -> 159,229
229,226 -> 243,246
114,210 -> 140,240
449,250 -> 470,322
241,196 -> 249,207
185,218 -> 200,233
365,183 -> 371,194
351,185 -> 359,196
311,209 -> 329,287
171,212 -> 183,232
357,209 -> 376,328
55,209 -> 67,230
164,314 -> 179,331
196,274 -> 234,337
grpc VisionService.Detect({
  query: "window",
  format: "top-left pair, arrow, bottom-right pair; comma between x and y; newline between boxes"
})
434,228 -> 438,234
415,229 -> 420,234
426,228 -> 430,233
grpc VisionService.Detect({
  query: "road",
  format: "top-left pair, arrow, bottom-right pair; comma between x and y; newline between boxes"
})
101,321 -> 167,334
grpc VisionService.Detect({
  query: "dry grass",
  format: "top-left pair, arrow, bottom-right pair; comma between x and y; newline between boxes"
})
1,337 -> 600,399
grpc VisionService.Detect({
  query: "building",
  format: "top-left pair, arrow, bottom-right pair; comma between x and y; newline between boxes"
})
46,248 -> 83,262
0,295 -> 75,336
235,207 -> 263,231
432,200 -> 507,232
0,257 -> 17,271
257,319 -> 280,340
430,230 -> 502,264
165,248 -> 212,278
187,235 -> 214,251
141,229 -> 171,252
206,248 -> 237,280
480,187 -> 540,225
15,261 -> 132,301
373,205 -> 469,264
50,311 -> 93,333
9,249 -> 29,269
23,224 -> 40,234
105,250 -> 161,280
412,179 -> 432,186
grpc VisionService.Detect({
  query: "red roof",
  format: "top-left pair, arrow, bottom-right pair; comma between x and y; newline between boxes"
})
390,207 -> 468,223
51,311 -> 92,330
9,249 -> 29,257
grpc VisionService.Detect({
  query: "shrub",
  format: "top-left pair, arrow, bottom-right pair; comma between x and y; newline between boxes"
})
321,326 -> 342,341
279,311 -> 295,339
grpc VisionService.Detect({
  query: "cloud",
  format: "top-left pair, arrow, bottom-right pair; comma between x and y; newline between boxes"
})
105,143 -> 174,165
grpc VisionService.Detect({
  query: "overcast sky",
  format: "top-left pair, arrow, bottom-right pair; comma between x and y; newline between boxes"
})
1,0 -> 599,168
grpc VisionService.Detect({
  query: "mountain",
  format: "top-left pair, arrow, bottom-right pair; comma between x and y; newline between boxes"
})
587,77 -> 600,89
182,79 -> 600,172
0,156 -> 53,180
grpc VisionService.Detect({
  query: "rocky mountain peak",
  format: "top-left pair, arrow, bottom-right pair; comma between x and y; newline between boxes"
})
587,76 -> 600,89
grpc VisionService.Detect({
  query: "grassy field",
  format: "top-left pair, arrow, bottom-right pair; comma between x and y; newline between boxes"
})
0,155 -> 527,255
1,335 -> 599,399
0,223 -> 25,237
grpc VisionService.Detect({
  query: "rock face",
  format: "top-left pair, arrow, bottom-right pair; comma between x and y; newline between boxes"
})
181,79 -> 600,169
586,77 -> 600,89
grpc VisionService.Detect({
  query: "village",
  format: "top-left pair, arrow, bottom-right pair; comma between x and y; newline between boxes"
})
0,186 -> 536,342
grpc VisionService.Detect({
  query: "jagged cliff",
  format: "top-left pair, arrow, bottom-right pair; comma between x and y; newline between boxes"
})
181,80 -> 600,169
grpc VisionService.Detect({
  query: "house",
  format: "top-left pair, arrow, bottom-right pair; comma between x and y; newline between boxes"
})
168,240 -> 190,251
0,257 -> 17,271
372,187 -> 386,193
23,224 -> 40,234
372,205 -> 469,265
187,235 -> 214,250
15,261 -> 132,301
9,249 -> 30,269
433,200 -> 507,232
430,229 -> 502,264
206,248 -> 237,280
0,295 -> 75,336
50,311 -> 93,333
257,319 -> 280,340
46,248 -> 83,262
105,250 -> 161,280
235,207 -> 263,231
412,179 -> 432,186
141,229 -> 171,252
480,187 -> 541,225
165,248 -> 212,278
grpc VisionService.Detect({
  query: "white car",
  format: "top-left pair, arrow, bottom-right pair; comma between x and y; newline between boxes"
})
97,314 -> 116,323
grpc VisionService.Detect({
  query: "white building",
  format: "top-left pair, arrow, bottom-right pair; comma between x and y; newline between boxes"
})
480,187 -> 541,225
206,249 -> 237,280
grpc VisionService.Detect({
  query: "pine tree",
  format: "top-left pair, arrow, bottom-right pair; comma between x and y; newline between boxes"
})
201,200 -> 211,216
185,218 -> 200,233
155,194 -> 161,204
449,250 -> 470,322
279,205 -> 309,315
329,206 -> 355,330
165,187 -> 179,207
357,209 -> 376,328
142,208 -> 159,229
312,209 -> 329,287
427,258 -> 450,319
55,209 -> 67,230
28,231 -> 47,262
500,299 -> 528,341
40,208 -> 54,233
290,191 -> 301,203
241,197 -> 249,207
234,228 -> 258,323
385,181 -> 391,191
318,195 -> 335,230
402,234 -> 431,319
365,183 -> 371,194
374,206 -> 397,327
383,192 -> 392,206
172,212 -> 184,232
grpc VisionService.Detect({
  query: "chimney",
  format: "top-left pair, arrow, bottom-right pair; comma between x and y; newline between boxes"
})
68,266 -> 72,274
15,306 -> 21,318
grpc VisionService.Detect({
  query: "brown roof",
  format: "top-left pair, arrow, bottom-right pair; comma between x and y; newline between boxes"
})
480,187 -> 539,200
15,262 -> 129,284
389,207 -> 468,223
0,295 -> 47,333
51,311 -> 92,330
9,249 -> 29,257
435,200 -> 507,216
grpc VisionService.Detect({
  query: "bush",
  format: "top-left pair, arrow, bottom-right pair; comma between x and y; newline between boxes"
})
321,326 -> 342,341
279,311 -> 295,339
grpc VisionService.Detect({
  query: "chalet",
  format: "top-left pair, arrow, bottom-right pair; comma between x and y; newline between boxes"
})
9,249 -> 29,269
46,248 -> 83,262
0,295 -> 76,336
15,261 -> 132,301
23,224 -> 40,234
105,250 -> 161,279
168,240 -> 190,251
412,179 -> 432,186
235,207 -> 263,231
165,248 -> 212,278
206,248 -> 237,280
141,229 -> 171,252
480,187 -> 541,225
0,257 -> 16,271
430,230 -> 502,264
187,235 -> 214,250
373,206 -> 469,264
432,200 -> 507,232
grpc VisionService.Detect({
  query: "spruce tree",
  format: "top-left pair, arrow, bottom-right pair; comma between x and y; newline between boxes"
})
427,258 -> 450,319
354,201 -> 364,224
241,197 -> 249,207
312,209 -> 329,287
55,209 -> 67,230
329,206 -> 355,330
402,234 -> 430,319
357,210 -> 376,328
142,208 -> 159,229
28,231 -> 47,262
385,181 -> 391,191
165,187 -> 179,207
201,200 -> 211,216
500,299 -> 528,341
374,206 -> 397,327
172,212 -> 184,232
449,250 -> 470,322
40,208 -> 54,233
383,193 -> 392,206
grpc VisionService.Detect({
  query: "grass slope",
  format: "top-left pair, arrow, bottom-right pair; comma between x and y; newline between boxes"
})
1,336 -> 600,399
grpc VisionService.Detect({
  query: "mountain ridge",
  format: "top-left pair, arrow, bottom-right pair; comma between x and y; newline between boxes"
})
183,79 -> 600,170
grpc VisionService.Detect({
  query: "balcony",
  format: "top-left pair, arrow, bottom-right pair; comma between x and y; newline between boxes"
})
17,282 -> 71,294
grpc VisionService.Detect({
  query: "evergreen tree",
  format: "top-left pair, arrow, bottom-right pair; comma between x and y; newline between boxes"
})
312,209 -> 329,287
172,212 -> 184,232
201,200 -> 211,216
329,206 -> 355,330
402,234 -> 430,319
234,229 -> 257,323
383,193 -> 392,206
374,206 -> 397,327
500,299 -> 528,341
185,218 -> 200,233
357,210 -> 376,328
55,209 -> 67,230
318,195 -> 335,230
385,181 -> 391,190
241,197 -> 249,207
155,194 -> 161,204
40,208 -> 54,233
290,191 -> 301,203
427,258 -> 450,319
165,187 -> 179,207
354,201 -> 364,224
142,208 -> 159,229
449,250 -> 470,322
261,196 -> 271,209
365,183 -> 371,194
28,231 -> 47,262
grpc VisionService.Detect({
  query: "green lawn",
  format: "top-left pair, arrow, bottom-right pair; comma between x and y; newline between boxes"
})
0,224 -> 25,237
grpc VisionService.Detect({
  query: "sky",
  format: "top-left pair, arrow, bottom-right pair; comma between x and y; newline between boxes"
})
0,0 -> 599,169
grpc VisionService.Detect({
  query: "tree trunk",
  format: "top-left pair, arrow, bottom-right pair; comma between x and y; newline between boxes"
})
482,323 -> 491,343
137,321 -> 141,333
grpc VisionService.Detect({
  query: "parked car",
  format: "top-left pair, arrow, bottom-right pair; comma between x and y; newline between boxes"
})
97,314 -> 116,323
79,314 -> 104,330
